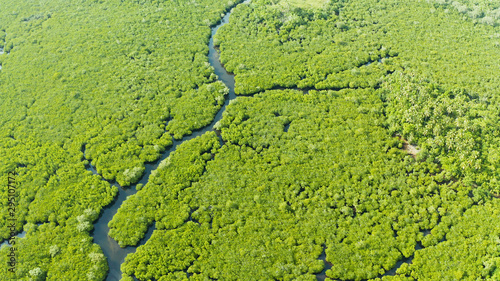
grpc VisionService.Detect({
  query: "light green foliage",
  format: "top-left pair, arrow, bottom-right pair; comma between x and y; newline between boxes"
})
121,222 -> 211,280
379,201 -> 500,280
217,0 -> 500,96
0,143 -> 116,238
28,267 -> 43,281
76,209 -> 99,233
382,71 -> 500,191
2,0 -> 500,280
108,132 -> 221,247
215,0 -> 397,95
111,0 -> 500,280
218,0 -> 500,193
427,0 -> 500,26
281,0 -> 331,9
0,222 -> 108,280
48,245 -> 60,258
120,167 -> 144,188
0,0 -> 236,186
0,0 -> 241,279
115,89 -> 476,280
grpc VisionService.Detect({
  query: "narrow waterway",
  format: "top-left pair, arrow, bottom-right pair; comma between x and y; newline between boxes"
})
316,246 -> 333,281
0,231 -> 26,248
89,1 -> 248,280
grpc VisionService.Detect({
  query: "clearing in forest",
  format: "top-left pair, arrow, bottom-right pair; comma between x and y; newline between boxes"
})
281,0 -> 330,9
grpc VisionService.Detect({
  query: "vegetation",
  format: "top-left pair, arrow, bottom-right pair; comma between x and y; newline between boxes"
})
428,0 -> 500,26
214,0 -> 398,95
0,0 -> 240,279
1,0 -> 500,280
280,0 -> 331,9
116,88 -> 489,280
113,0 -> 500,280
376,201 -> 500,281
216,0 -> 500,194
0,219 -> 109,281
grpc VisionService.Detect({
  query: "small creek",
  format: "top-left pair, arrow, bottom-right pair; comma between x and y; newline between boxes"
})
0,231 -> 26,248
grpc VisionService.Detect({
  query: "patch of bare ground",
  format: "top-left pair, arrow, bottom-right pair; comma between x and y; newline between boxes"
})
395,134 -> 420,158
403,141 -> 420,157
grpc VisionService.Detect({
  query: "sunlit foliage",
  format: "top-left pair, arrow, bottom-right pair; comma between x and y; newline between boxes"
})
2,0 -> 500,279
113,0 -> 500,280
0,0 -> 240,279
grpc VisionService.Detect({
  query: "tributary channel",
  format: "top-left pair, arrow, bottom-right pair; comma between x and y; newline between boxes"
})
90,1 -> 246,280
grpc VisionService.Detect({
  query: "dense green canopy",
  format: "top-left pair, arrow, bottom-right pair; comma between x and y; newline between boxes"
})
114,0 -> 500,280
0,0 -> 240,279
1,0 -> 499,280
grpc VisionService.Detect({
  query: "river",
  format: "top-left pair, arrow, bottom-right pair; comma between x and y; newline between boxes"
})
89,1 -> 246,280
89,1 -> 414,280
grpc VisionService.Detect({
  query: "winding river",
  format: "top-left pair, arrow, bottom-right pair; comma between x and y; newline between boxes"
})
88,1 -> 416,280
90,1 -> 245,280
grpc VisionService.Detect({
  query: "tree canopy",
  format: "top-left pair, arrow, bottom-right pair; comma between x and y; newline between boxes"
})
1,0 -> 500,280
0,0 -> 241,279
